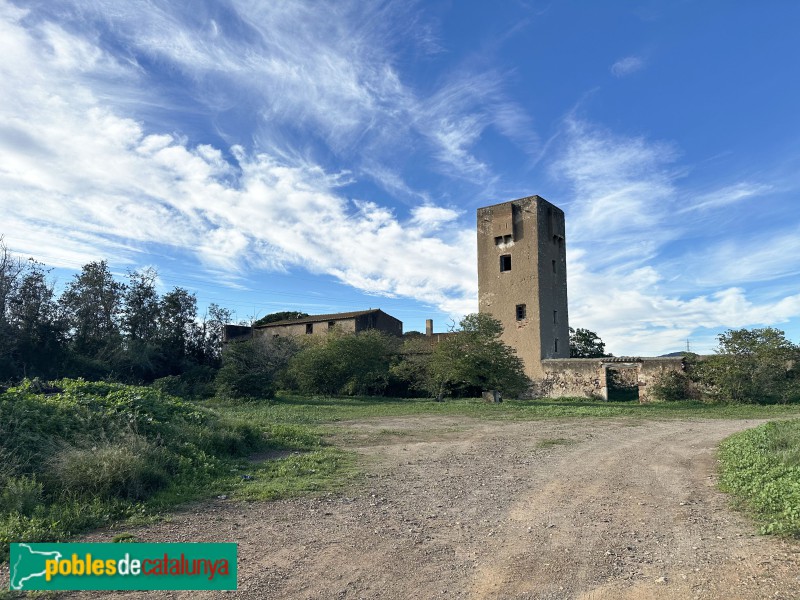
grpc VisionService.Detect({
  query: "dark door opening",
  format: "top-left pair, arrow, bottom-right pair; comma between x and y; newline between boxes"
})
606,367 -> 639,402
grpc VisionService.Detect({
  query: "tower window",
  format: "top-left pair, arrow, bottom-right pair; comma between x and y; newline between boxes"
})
552,259 -> 557,273
306,323 -> 313,334
554,338 -> 559,353
494,236 -> 503,245
516,304 -> 527,321
500,254 -> 512,272
553,310 -> 558,324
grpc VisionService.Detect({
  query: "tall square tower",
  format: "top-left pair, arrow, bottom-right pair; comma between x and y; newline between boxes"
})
477,195 -> 570,378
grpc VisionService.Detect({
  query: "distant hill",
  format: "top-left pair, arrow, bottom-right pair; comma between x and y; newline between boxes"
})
660,351 -> 688,357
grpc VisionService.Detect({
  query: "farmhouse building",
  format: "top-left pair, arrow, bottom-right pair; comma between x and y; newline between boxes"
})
223,309 -> 402,343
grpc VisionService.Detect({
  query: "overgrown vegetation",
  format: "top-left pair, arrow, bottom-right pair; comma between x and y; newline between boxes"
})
0,379 -> 268,560
719,419 -> 800,535
214,313 -> 530,400
692,328 -> 800,404
649,328 -> 800,404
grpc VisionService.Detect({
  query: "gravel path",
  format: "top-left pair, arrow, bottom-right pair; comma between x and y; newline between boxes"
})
7,416 -> 800,599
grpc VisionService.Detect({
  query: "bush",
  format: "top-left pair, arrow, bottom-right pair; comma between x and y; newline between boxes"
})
0,476 -> 43,517
215,336 -> 298,399
427,314 -> 530,400
287,330 -> 398,396
0,378 -> 267,557
650,370 -> 696,402
691,328 -> 800,404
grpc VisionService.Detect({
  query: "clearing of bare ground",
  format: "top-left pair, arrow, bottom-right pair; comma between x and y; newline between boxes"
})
6,416 -> 800,599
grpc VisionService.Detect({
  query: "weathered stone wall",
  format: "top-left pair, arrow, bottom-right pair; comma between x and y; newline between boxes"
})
536,357 -> 685,402
637,358 -> 687,402
256,318 -> 358,338
536,358 -> 605,399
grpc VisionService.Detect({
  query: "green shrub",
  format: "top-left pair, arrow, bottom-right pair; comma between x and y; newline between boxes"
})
215,337 -> 298,399
0,476 -> 43,516
650,370 -> 696,402
692,328 -> 800,404
287,330 -> 397,396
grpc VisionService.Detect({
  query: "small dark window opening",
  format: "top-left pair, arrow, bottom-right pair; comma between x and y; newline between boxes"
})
494,236 -> 503,245
553,310 -> 558,324
500,254 -> 512,272
328,321 -> 336,330
504,234 -> 512,244
552,259 -> 557,273
306,323 -> 313,334
516,304 -> 527,321
273,334 -> 280,339
554,338 -> 559,353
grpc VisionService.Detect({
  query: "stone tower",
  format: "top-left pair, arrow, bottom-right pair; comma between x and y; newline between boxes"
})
477,195 -> 570,378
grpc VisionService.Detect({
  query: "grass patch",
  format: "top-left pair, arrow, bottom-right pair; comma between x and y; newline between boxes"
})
231,448 -> 357,501
719,419 -> 800,535
537,437 -> 577,448
207,393 -> 800,426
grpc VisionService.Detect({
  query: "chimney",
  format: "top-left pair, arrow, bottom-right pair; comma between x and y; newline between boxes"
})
426,319 -> 433,336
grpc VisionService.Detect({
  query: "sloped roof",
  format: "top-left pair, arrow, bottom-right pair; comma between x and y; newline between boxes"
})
256,309 -> 386,328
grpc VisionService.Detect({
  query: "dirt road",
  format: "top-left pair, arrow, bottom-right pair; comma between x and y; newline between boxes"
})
33,417 -> 800,598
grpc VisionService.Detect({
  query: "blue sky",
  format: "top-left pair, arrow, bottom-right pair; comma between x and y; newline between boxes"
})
1,0 -> 799,356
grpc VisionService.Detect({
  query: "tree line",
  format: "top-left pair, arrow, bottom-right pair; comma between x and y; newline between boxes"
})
0,239 -> 230,389
0,240 -> 530,400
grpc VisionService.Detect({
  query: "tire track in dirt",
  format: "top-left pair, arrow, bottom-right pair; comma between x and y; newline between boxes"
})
12,416 -> 800,599
467,420 -> 800,599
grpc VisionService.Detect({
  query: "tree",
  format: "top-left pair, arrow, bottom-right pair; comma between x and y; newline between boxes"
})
118,268 -> 161,380
7,260 -> 66,378
287,329 -> 398,396
569,327 -> 608,358
692,328 -> 800,404
253,311 -> 309,327
390,335 -> 435,396
122,268 -> 160,343
428,313 -> 529,400
0,238 -> 24,380
156,287 -> 198,374
196,303 -> 234,367
216,335 -> 299,399
60,261 -> 124,367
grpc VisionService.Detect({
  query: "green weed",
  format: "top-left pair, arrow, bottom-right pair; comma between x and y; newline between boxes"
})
719,419 -> 800,535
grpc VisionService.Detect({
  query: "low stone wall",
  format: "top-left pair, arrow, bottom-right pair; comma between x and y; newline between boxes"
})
535,357 -> 685,402
535,358 -> 605,399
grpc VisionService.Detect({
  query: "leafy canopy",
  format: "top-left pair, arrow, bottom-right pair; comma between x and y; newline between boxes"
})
569,327 -> 609,358
428,313 -> 530,400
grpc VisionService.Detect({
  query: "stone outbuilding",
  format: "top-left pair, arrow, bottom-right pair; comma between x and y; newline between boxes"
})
223,309 -> 402,342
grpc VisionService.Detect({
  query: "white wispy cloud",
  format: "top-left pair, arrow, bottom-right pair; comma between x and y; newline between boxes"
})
556,118 -> 800,354
679,182 -> 771,213
0,3 -> 477,317
611,55 -> 645,77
